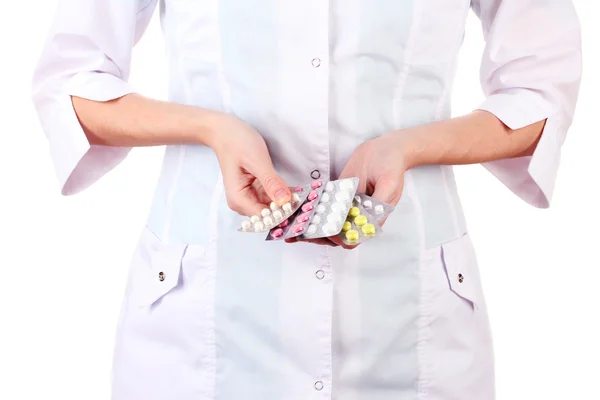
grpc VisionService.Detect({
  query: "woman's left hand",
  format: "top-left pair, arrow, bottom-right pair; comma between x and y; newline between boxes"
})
287,132 -> 410,248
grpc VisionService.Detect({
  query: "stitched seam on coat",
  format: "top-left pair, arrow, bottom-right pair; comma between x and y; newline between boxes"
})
161,145 -> 186,243
406,172 -> 432,399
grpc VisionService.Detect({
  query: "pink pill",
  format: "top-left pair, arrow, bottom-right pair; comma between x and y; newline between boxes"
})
296,213 -> 311,223
292,225 -> 305,234
279,219 -> 290,228
293,186 -> 304,192
270,228 -> 284,239
310,180 -> 323,189
308,190 -> 319,201
302,202 -> 315,212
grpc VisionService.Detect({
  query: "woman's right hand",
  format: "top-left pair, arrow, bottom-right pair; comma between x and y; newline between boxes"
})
209,115 -> 292,217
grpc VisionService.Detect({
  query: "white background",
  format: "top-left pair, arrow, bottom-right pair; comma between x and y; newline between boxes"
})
0,1 -> 598,399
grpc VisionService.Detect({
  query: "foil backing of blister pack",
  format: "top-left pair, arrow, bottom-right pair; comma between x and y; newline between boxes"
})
338,203 -> 383,245
298,177 -> 360,240
238,185 -> 310,233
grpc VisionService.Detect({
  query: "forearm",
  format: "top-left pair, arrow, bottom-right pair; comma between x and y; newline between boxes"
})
397,110 -> 546,169
72,93 -> 225,148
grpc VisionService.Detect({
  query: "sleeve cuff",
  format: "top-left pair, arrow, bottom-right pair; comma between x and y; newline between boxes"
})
477,91 -> 565,208
40,72 -> 135,195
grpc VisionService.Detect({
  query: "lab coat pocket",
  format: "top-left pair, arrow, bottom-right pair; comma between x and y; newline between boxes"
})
129,227 -> 189,308
421,233 -> 495,399
440,232 -> 480,310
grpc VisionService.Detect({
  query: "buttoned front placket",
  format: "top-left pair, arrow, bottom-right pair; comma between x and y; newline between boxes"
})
276,1 -> 333,397
306,3 -> 333,398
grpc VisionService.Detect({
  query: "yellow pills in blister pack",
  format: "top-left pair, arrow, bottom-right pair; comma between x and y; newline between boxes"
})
339,203 -> 382,245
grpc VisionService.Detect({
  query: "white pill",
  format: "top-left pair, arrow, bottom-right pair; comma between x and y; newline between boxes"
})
263,216 -> 274,228
339,179 -> 355,191
331,202 -> 346,213
292,193 -> 301,203
322,222 -> 338,235
327,212 -> 344,223
325,182 -> 335,192
273,210 -> 284,221
311,215 -> 322,224
254,221 -> 265,231
307,224 -> 318,235
316,204 -> 326,214
354,196 -> 362,204
261,208 -> 272,218
363,200 -> 373,210
375,205 -> 384,215
282,203 -> 292,213
321,193 -> 330,203
241,220 -> 252,231
270,202 -> 278,211
335,191 -> 350,202
250,215 -> 260,223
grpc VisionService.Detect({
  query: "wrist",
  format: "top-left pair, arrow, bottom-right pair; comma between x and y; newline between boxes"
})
383,128 -> 423,171
193,109 -> 234,149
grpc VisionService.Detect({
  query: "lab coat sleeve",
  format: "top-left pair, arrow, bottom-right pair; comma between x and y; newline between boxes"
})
31,0 -> 158,195
472,0 -> 582,208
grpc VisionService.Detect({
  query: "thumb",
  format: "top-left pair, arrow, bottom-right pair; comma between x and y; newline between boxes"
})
253,162 -> 291,206
371,174 -> 402,206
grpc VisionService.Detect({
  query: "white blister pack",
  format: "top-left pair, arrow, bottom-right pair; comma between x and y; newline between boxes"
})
238,186 -> 309,233
353,194 -> 395,223
298,177 -> 360,240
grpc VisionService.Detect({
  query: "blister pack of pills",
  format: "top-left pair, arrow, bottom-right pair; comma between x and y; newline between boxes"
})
264,212 -> 298,241
238,186 -> 309,233
299,177 -> 360,239
353,194 -> 395,223
279,179 -> 327,239
338,203 -> 382,245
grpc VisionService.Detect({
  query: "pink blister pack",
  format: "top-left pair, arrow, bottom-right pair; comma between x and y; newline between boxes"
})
238,185 -> 310,233
280,179 -> 327,239
264,211 -> 298,241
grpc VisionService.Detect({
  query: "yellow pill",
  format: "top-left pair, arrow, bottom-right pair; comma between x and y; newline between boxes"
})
345,229 -> 359,242
348,207 -> 360,218
354,215 -> 368,226
361,223 -> 376,236
342,221 -> 352,232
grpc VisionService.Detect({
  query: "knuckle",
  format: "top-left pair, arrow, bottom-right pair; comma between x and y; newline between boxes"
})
226,197 -> 241,213
261,174 -> 281,191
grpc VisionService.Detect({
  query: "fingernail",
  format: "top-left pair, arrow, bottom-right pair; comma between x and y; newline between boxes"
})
275,189 -> 290,204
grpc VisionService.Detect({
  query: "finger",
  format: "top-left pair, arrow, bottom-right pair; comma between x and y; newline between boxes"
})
326,235 -> 359,250
250,160 -> 292,206
371,174 -> 402,206
339,160 -> 368,193
222,167 -> 266,217
285,237 -> 338,247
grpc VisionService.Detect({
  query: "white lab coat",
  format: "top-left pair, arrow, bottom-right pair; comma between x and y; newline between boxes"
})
32,0 -> 581,398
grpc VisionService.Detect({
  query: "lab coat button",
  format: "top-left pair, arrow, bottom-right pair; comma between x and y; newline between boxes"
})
315,270 -> 325,280
314,381 -> 324,391
311,170 -> 321,179
457,273 -> 464,283
312,58 -> 321,68
158,272 -> 166,281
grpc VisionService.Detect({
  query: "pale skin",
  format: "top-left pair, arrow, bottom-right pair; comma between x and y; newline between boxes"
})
73,93 -> 545,248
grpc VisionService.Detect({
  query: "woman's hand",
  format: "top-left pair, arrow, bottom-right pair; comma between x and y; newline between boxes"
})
210,115 -> 292,217
339,133 -> 408,211
290,132 -> 409,249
